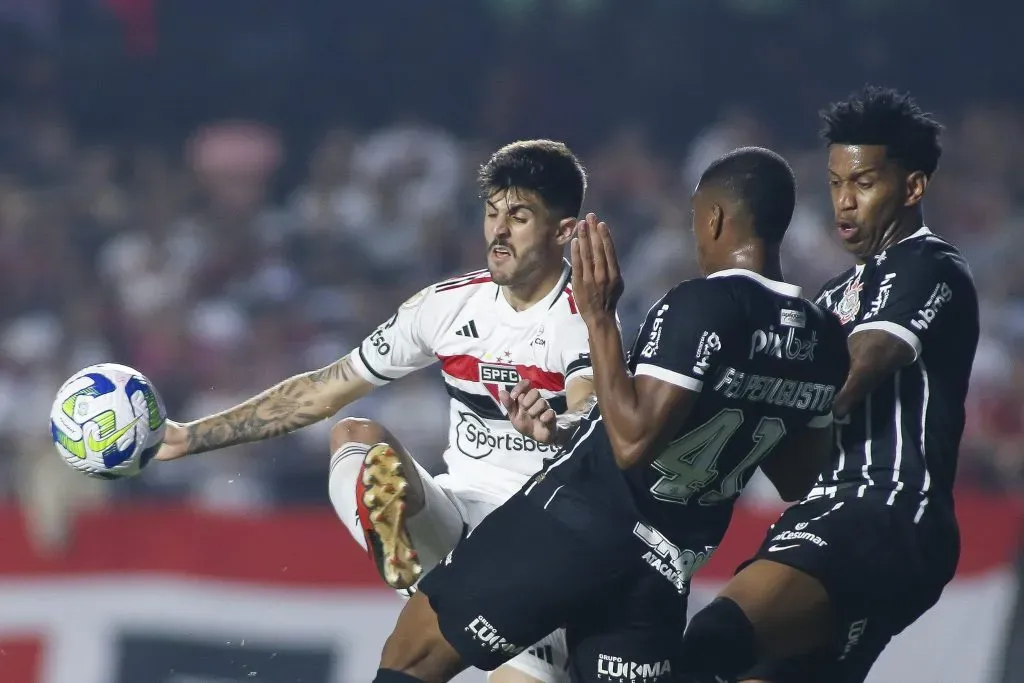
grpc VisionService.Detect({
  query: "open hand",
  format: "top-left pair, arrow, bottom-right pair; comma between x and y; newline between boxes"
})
499,380 -> 557,444
571,213 -> 624,324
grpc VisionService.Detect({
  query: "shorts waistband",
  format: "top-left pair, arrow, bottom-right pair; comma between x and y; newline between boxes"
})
804,482 -> 928,501
804,482 -> 934,509
805,482 -> 861,500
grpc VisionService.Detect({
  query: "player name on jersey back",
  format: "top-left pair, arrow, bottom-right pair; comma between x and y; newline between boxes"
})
714,366 -> 835,414
545,269 -> 849,555
348,263 -> 596,503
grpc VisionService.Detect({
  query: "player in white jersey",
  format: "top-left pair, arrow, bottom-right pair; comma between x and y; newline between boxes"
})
154,139 -> 597,683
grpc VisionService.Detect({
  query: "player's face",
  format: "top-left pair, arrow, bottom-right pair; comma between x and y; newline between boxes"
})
483,188 -> 564,287
828,144 -> 925,261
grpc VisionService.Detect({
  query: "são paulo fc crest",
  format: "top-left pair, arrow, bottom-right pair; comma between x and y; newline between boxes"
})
836,278 -> 863,325
479,363 -> 520,407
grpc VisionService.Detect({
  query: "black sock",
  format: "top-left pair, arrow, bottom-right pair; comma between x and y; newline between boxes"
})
678,596 -> 758,679
373,668 -> 427,683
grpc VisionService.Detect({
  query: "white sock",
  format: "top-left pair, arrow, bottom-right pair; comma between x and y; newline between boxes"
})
327,442 -> 372,551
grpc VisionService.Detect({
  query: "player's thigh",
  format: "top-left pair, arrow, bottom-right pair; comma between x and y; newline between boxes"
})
459,499 -> 571,682
739,493 -> 956,683
751,492 -> 955,629
745,495 -> 883,627
566,570 -> 685,683
569,626 -> 679,683
495,629 -> 569,683
721,558 -> 834,660
418,488 -> 629,673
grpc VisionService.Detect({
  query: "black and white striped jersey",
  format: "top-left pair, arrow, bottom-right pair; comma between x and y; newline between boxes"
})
814,227 -> 979,513
542,269 -> 848,551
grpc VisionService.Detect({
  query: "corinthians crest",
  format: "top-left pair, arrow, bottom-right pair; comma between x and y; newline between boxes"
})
836,277 -> 863,325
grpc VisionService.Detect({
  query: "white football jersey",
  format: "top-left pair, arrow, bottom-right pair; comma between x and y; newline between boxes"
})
349,261 -> 594,503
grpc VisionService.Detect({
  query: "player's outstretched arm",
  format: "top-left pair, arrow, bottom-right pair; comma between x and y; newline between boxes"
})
158,281 -> 445,461
572,215 -> 700,469
156,355 -> 374,460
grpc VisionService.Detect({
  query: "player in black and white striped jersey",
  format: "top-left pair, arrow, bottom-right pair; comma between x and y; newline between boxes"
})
812,225 -> 973,515
678,87 -> 979,683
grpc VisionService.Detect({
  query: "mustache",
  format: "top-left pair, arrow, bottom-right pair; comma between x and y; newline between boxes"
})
488,241 -> 515,255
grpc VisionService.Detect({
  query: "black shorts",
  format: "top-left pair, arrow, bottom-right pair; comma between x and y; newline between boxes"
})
737,486 -> 960,683
417,475 -> 689,681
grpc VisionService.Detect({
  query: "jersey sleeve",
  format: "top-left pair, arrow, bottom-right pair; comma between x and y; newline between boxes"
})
349,286 -> 441,385
852,250 -> 971,362
559,314 -> 620,385
632,282 -> 735,392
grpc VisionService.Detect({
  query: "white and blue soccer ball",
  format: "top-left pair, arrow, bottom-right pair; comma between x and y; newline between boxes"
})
49,363 -> 167,479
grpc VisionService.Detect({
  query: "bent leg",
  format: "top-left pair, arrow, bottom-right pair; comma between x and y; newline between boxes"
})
328,417 -> 465,586
720,559 -> 834,660
679,561 -> 833,683
376,591 -> 468,683
330,418 -> 426,512
679,498 -> 841,681
566,567 -> 685,683
413,483 -> 625,677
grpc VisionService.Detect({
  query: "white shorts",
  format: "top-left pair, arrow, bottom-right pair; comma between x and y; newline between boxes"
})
328,447 -> 568,682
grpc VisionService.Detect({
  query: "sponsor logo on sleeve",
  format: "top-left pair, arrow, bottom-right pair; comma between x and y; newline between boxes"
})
910,282 -> 953,331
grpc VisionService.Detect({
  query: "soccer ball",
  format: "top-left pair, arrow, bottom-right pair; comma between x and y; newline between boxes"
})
49,363 -> 167,479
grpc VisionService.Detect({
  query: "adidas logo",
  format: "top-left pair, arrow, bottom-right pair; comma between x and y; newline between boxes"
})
455,320 -> 480,338
527,644 -> 555,665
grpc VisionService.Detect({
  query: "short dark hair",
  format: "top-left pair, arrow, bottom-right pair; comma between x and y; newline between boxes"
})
697,146 -> 796,244
478,139 -> 587,219
820,85 -> 943,178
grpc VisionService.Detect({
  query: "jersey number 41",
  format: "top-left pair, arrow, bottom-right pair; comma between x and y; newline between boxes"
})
651,408 -> 787,505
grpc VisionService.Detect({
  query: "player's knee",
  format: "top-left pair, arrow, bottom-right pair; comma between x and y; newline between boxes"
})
379,597 -> 465,680
331,416 -> 386,451
679,597 -> 757,679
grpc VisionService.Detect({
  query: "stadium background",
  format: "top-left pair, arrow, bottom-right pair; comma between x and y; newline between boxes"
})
1,1 -> 1022,681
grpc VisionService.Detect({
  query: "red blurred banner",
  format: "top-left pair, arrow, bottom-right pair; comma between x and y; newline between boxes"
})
0,493 -> 1019,583
0,494 -> 1019,683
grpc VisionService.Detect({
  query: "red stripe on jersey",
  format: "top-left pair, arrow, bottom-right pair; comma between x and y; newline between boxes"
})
437,268 -> 486,285
439,354 -> 480,382
436,274 -> 492,293
438,354 -> 565,391
564,287 -> 577,314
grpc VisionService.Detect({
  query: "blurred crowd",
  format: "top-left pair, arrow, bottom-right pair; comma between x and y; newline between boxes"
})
0,3 -> 1022,558
3,103 -> 1024,522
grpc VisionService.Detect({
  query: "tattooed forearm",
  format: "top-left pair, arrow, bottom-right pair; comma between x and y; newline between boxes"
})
308,355 -> 360,385
185,355 -> 370,456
